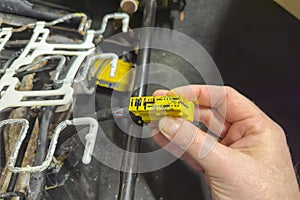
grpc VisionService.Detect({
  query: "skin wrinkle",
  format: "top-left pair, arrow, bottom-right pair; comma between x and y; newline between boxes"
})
152,126 -> 204,172
211,86 -> 226,109
202,86 -> 226,120
221,116 -> 266,146
194,105 -> 230,138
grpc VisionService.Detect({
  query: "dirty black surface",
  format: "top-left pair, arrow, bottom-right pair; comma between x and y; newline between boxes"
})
173,0 -> 300,174
39,0 -> 300,199
171,0 -> 300,176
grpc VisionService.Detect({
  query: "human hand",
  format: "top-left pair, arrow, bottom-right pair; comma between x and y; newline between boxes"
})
151,85 -> 300,200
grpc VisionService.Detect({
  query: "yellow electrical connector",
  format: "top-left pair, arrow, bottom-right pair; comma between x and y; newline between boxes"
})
93,58 -> 132,92
128,96 -> 194,123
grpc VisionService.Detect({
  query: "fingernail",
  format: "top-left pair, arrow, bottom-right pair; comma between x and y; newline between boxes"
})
158,117 -> 182,139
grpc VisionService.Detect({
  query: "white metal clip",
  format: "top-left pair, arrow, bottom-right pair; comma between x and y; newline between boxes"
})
72,117 -> 98,164
95,12 -> 130,35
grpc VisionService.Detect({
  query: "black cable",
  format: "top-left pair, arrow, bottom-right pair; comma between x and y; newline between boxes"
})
14,65 -> 57,79
55,125 -> 82,155
28,107 -> 53,200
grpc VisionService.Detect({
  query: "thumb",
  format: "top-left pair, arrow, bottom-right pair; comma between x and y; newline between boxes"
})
158,116 -> 233,173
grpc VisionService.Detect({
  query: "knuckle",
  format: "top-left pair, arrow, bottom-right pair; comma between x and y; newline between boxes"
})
214,86 -> 237,107
193,130 -> 203,146
224,86 -> 237,95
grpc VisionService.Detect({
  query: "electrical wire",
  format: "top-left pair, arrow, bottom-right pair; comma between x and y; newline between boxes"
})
14,55 -> 66,80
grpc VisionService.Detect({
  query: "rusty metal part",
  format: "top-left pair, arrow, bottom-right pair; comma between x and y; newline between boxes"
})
0,118 -> 30,194
14,115 -> 39,193
4,73 -> 37,159
10,13 -> 90,35
8,120 -> 73,173
0,57 -> 44,195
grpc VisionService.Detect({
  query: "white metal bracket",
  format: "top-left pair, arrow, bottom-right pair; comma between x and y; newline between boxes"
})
7,117 -> 98,173
0,22 -> 95,112
0,28 -> 12,52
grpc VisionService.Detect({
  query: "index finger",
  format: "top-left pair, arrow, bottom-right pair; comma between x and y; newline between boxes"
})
153,85 -> 262,123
